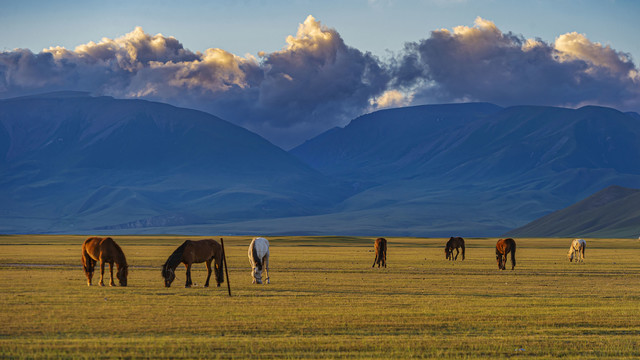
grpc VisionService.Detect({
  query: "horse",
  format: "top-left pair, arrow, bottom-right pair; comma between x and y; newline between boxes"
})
81,237 -> 128,287
445,236 -> 465,261
248,237 -> 270,284
495,238 -> 516,270
568,238 -> 586,262
161,239 -> 224,288
371,237 -> 387,268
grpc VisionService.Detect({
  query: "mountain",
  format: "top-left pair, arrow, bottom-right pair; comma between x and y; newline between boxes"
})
506,185 -> 640,238
291,103 -> 640,236
3,94 -> 640,237
0,92 -> 348,233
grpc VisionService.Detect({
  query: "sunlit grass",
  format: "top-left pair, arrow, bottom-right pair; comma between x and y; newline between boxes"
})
1,235 -> 639,358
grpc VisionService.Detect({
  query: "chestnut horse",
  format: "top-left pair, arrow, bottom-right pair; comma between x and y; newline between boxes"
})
81,237 -> 128,286
445,236 -> 465,261
568,238 -> 586,262
495,238 -> 516,270
372,237 -> 387,268
161,239 -> 224,288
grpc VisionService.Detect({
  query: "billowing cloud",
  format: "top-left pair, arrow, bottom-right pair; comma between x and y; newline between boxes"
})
369,89 -> 413,109
0,17 -> 388,148
393,17 -> 640,110
1,17 -> 639,148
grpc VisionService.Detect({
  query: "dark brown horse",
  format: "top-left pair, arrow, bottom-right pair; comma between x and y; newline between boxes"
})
81,237 -> 128,286
372,237 -> 387,268
161,239 -> 224,288
495,238 -> 516,270
445,236 -> 465,261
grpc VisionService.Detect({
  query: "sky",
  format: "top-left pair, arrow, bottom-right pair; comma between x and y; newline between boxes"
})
1,0 -> 639,148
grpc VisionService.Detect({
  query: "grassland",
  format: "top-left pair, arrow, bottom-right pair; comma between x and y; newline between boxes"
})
1,235 -> 639,359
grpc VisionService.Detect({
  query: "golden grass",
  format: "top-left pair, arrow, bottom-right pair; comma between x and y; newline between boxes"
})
1,235 -> 639,358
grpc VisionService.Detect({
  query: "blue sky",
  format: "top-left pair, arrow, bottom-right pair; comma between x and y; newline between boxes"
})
1,0 -> 639,148
2,0 -> 639,61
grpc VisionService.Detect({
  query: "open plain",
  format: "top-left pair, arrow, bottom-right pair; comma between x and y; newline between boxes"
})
1,235 -> 639,359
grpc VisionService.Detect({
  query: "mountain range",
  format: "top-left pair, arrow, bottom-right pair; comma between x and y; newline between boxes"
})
2,92 -> 639,236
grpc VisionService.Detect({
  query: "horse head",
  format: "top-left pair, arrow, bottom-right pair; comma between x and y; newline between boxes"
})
162,266 -> 175,287
252,266 -> 263,284
568,249 -> 575,262
444,246 -> 451,260
117,265 -> 128,286
214,259 -> 223,287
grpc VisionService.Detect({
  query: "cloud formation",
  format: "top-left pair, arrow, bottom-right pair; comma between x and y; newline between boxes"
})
393,17 -> 640,110
1,16 -> 639,148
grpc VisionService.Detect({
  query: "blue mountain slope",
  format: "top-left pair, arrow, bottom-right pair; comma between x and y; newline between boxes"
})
290,103 -> 640,236
506,185 -> 640,238
0,92 -> 349,233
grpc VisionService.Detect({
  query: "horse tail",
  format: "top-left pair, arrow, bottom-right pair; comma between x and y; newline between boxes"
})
81,242 -> 95,274
162,240 -> 190,278
510,239 -> 517,269
251,241 -> 263,271
461,241 -> 466,260
382,239 -> 387,263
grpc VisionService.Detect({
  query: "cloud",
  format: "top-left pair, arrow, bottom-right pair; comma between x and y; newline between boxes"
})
1,17 -> 639,148
393,17 -> 640,110
369,89 -> 413,109
0,17 -> 389,148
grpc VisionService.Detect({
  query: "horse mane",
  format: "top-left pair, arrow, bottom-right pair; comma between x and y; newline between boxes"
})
162,240 -> 190,278
251,241 -> 263,271
110,238 -> 128,268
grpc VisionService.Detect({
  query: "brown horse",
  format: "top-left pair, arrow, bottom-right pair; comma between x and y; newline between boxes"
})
495,238 -> 516,270
81,237 -> 128,286
161,239 -> 224,288
371,237 -> 387,268
445,236 -> 465,261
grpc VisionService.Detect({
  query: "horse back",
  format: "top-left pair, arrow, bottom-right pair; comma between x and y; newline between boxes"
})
375,237 -> 387,253
496,238 -> 515,254
82,237 -> 110,260
185,239 -> 221,263
252,237 -> 270,258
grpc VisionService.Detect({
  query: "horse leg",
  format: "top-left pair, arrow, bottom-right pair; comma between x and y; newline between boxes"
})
108,261 -> 115,286
204,259 -> 212,288
372,254 -> 378,268
185,263 -> 192,288
85,258 -> 95,286
454,248 -> 459,261
264,254 -> 270,284
99,261 -> 106,286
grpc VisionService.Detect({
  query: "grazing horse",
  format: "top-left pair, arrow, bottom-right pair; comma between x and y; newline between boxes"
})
445,236 -> 465,261
568,238 -> 586,262
495,238 -> 516,270
161,239 -> 224,288
81,237 -> 128,286
372,237 -> 387,268
248,237 -> 270,284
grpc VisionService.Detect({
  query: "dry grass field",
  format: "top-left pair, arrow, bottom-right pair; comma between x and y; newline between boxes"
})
1,235 -> 639,359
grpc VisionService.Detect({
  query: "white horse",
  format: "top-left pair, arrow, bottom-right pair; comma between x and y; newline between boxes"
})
568,238 -> 586,262
248,237 -> 270,284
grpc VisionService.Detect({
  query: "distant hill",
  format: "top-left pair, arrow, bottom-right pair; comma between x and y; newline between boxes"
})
506,185 -> 640,238
291,104 -> 640,236
0,92 -> 348,233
